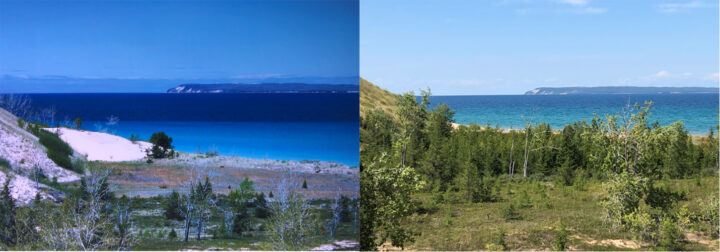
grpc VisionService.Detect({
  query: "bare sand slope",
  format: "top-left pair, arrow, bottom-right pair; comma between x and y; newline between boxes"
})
0,108 -> 79,183
0,171 -> 59,204
44,128 -> 153,162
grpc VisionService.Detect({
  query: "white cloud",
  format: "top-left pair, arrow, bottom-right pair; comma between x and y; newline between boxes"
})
703,72 -> 719,81
659,1 -> 712,13
558,0 -> 588,6
230,73 -> 285,79
569,7 -> 607,14
653,70 -> 670,78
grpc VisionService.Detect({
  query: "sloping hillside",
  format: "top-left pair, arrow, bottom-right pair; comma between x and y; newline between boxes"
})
0,107 -> 79,204
360,78 -> 398,116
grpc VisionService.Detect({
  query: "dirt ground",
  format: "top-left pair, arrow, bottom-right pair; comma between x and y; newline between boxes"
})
106,161 -> 358,199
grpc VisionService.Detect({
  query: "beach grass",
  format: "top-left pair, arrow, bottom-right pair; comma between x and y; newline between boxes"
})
397,176 -> 718,251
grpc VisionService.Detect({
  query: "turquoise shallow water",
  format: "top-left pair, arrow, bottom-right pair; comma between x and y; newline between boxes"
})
86,121 -> 359,166
428,94 -> 718,136
23,93 -> 359,166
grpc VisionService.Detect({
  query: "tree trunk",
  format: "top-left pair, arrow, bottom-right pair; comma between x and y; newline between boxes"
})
401,144 -> 407,167
523,126 -> 530,177
184,211 -> 192,242
509,138 -> 515,176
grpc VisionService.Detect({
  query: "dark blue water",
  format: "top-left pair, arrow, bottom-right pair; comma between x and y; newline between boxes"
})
24,93 -> 359,166
428,94 -> 718,135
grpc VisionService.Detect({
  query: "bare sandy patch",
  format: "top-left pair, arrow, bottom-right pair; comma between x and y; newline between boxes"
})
44,127 -> 152,162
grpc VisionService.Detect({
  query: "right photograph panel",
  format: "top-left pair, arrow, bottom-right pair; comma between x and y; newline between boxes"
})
359,1 -> 719,251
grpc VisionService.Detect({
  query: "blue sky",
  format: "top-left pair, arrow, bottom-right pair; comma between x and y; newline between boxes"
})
0,0 -> 359,92
361,0 -> 719,95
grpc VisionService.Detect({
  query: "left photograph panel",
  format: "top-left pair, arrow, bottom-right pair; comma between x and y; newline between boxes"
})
0,0 -> 359,250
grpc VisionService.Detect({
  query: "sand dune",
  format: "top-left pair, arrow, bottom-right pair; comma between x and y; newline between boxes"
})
44,128 -> 153,162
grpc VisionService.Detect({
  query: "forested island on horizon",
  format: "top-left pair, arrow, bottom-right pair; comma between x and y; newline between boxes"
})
525,86 -> 719,95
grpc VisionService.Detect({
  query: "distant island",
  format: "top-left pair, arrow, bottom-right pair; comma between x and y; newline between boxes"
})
167,83 -> 359,93
524,86 -> 719,95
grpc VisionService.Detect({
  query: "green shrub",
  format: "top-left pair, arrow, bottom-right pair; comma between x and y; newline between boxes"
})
129,134 -> 140,142
0,157 -> 9,169
600,172 -> 648,229
535,188 -> 552,209
658,218 -> 683,250
513,189 -> 531,209
554,222 -> 569,251
486,229 -> 507,251
431,185 -> 444,203
418,197 -> 439,214
74,117 -> 82,129
443,208 -> 452,226
697,195 -> 719,238
573,169 -> 588,191
500,202 -> 520,220
622,210 -> 656,242
36,130 -> 74,171
645,184 -> 684,212
168,228 -> 177,239
16,118 -> 24,128
164,191 -> 184,221
443,186 -> 461,204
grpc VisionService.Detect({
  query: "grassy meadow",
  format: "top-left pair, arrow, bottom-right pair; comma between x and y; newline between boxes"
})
391,176 -> 718,251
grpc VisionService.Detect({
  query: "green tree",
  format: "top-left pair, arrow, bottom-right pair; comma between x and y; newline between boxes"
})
229,177 -> 256,235
360,109 -> 396,167
422,103 -> 455,189
360,153 -> 424,250
164,191 -> 184,221
600,171 -> 648,229
193,176 -> 213,240
148,132 -> 173,158
0,179 -> 16,246
266,177 -> 316,250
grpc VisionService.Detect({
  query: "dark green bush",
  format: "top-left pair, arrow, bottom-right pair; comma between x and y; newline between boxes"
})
164,191 -> 184,221
501,202 -> 521,220
148,132 -> 173,158
0,157 -> 9,169
554,222 -> 569,251
36,130 -> 74,171
658,218 -> 683,250
645,184 -> 685,212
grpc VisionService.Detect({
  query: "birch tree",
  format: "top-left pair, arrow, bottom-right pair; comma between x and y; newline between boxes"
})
266,173 -> 315,250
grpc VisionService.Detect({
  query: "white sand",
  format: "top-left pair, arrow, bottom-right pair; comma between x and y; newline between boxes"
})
44,128 -> 153,162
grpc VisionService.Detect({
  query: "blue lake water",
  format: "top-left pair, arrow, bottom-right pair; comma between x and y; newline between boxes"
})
24,93 -> 359,166
428,94 -> 718,135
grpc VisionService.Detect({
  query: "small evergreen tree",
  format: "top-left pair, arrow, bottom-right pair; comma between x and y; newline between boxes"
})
302,179 -> 308,189
74,117 -> 83,129
554,222 -> 569,251
0,179 -> 16,246
254,192 -> 271,218
164,191 -> 185,221
148,132 -> 173,158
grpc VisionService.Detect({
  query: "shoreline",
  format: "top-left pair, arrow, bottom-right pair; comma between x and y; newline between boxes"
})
43,127 -> 356,173
451,122 -> 714,137
76,120 -> 359,167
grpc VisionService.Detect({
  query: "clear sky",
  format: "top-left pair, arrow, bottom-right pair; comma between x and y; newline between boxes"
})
361,0 -> 719,95
0,0 -> 359,92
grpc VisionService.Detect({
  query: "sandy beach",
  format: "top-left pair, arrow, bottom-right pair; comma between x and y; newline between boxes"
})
43,128 -> 153,162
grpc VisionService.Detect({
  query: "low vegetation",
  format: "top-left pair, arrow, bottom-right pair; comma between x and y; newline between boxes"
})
34,124 -> 75,172
360,80 -> 719,250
